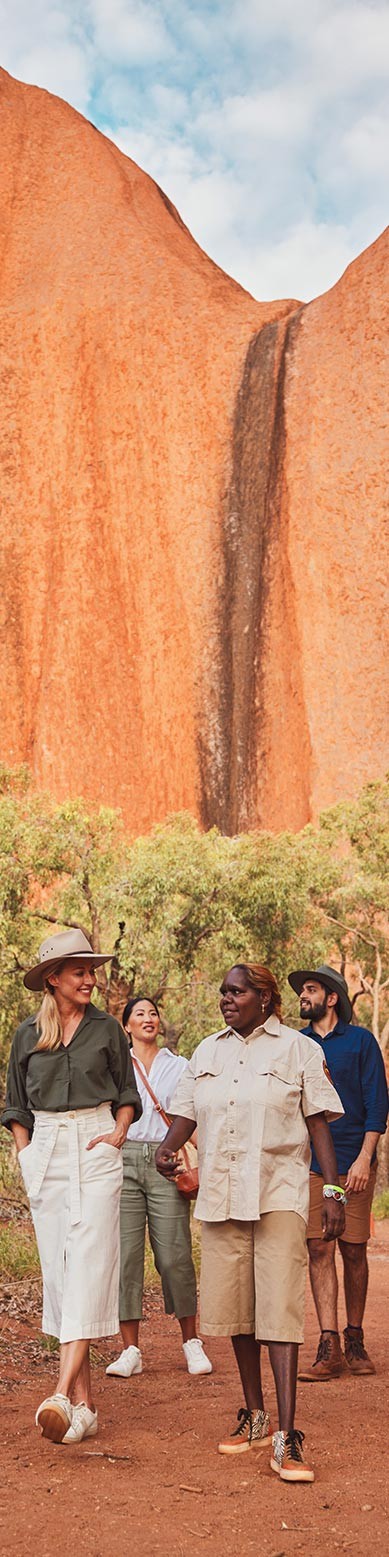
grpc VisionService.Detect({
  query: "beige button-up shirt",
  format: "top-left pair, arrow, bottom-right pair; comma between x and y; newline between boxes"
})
171,1016 -> 343,1223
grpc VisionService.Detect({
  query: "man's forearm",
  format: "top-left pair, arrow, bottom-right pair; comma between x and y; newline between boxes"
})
360,1130 -> 380,1163
306,1113 -> 340,1182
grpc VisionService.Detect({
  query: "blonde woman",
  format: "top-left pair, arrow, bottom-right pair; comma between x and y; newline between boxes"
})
2,929 -> 141,1444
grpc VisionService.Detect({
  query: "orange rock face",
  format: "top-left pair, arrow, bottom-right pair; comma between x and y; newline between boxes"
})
0,69 -> 387,833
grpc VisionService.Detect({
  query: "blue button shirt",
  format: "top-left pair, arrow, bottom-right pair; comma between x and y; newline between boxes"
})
302,1019 -> 388,1175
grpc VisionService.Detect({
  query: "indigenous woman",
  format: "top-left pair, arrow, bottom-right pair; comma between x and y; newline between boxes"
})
2,928 -> 141,1444
156,962 -> 345,1483
107,995 -> 212,1379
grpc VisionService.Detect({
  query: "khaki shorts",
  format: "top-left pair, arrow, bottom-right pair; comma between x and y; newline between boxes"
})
200,1211 -> 307,1344
307,1167 -> 377,1244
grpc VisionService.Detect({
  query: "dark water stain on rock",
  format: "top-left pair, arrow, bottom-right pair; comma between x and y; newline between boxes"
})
198,305 -> 312,833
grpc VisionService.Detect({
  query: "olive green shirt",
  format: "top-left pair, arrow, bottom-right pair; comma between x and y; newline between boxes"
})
1,1004 -> 142,1135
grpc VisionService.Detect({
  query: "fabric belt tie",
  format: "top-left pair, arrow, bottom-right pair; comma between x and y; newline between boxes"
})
68,1114 -> 82,1225
29,1121 -> 60,1201
29,1113 -> 85,1225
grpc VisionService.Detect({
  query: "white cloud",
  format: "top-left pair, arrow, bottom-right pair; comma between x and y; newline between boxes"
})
196,85 -> 312,151
314,4 -> 389,89
87,0 -> 172,65
241,219 -> 357,303
0,0 -> 93,112
343,111 -> 389,180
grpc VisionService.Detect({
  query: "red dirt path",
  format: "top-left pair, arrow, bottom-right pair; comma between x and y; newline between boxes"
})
1,1226 -> 388,1557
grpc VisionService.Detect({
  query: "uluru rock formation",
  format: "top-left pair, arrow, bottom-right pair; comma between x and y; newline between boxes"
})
0,68 -> 387,834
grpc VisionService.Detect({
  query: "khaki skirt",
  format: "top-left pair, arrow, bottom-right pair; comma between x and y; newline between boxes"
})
19,1105 -> 123,1343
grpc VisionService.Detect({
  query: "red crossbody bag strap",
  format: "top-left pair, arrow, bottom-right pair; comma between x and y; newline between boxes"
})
131,1052 -> 198,1200
131,1053 -> 172,1130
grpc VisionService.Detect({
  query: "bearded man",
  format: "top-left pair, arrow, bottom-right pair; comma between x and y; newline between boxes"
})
288,965 -> 388,1381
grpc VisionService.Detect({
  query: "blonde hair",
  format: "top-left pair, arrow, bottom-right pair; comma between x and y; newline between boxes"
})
35,980 -> 63,1052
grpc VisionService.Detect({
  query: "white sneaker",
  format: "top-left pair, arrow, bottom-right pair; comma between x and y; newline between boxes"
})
106,1345 -> 143,1378
63,1402 -> 98,1443
35,1393 -> 73,1442
182,1338 -> 213,1376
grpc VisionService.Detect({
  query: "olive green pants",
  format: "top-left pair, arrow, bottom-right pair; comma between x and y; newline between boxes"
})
119,1141 -> 197,1321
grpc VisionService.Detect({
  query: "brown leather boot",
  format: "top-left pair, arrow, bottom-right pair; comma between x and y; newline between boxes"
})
298,1331 -> 345,1381
343,1326 -> 376,1375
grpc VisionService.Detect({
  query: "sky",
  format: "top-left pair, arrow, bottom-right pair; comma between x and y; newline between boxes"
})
2,0 -> 388,301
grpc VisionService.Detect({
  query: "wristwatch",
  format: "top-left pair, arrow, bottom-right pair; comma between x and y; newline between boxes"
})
323,1183 -> 347,1206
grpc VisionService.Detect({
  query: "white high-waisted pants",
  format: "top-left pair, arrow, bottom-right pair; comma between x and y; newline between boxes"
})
18,1106 -> 123,1342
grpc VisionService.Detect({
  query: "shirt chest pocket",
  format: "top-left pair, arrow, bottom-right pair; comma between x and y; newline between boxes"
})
193,1061 -> 224,1111
26,1049 -> 66,1107
252,1061 -> 302,1117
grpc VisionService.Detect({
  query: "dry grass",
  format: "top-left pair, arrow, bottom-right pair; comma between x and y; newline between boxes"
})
0,1223 -> 40,1279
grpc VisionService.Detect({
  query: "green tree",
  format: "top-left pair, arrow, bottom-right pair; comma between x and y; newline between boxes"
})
314,778 -> 389,1048
0,766 -> 387,1096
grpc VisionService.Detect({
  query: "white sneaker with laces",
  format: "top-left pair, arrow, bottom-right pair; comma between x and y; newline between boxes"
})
106,1345 -> 143,1378
182,1338 -> 213,1376
35,1392 -> 73,1442
63,1402 -> 98,1443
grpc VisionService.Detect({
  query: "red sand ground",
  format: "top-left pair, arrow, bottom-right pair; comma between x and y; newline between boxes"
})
0,1224 -> 388,1557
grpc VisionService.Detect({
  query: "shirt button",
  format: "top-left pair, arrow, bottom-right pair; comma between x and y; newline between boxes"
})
229,1100 -> 235,1106
231,1156 -> 236,1162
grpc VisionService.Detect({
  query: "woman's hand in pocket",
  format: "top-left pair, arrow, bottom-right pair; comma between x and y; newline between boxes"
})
87,1125 -> 125,1151
11,1124 -> 30,1155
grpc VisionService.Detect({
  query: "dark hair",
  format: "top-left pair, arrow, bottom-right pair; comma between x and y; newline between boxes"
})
122,994 -> 160,1029
232,963 -> 282,1021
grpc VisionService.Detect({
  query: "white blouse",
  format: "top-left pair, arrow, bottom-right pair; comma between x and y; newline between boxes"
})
127,1047 -> 189,1143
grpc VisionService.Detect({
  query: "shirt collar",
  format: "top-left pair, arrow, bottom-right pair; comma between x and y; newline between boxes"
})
304,1017 -> 346,1039
77,1002 -> 106,1031
28,1000 -> 104,1024
216,1014 -> 281,1043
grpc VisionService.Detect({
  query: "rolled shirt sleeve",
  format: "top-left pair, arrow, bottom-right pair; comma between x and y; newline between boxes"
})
2,1032 -> 35,1134
170,1054 -> 197,1122
359,1031 -> 388,1133
108,1023 -> 143,1119
1,1007 -> 143,1129
300,1036 -> 344,1122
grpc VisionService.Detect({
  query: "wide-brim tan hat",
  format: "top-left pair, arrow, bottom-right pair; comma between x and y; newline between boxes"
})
24,928 -> 113,992
288,963 -> 352,1025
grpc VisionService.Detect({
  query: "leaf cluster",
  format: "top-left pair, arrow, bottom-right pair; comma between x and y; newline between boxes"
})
0,767 -> 387,1088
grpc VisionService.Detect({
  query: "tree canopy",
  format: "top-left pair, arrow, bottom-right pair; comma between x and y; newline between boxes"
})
0,765 -> 388,1089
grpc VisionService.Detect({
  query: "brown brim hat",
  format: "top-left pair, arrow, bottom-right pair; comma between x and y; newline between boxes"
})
288,964 -> 352,1025
24,928 -> 113,992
